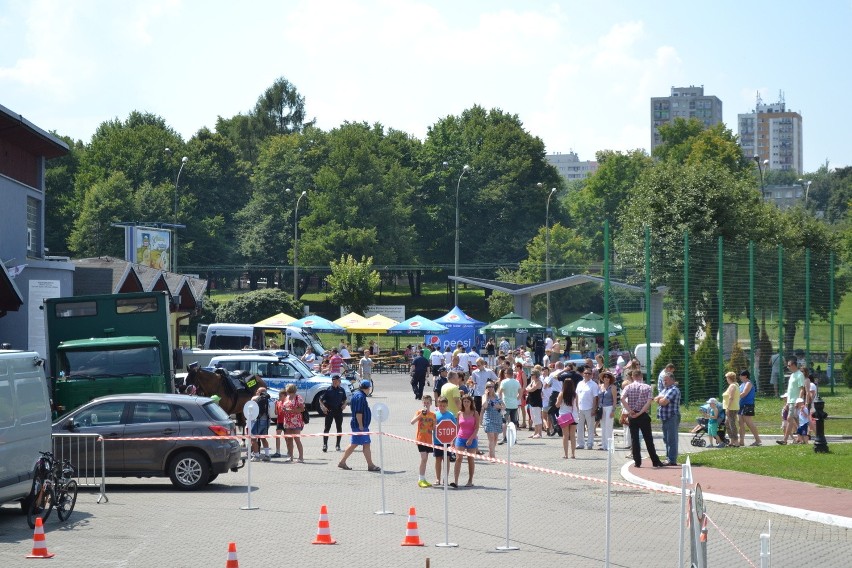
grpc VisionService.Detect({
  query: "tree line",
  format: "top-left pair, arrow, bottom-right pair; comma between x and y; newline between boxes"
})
43,76 -> 852,348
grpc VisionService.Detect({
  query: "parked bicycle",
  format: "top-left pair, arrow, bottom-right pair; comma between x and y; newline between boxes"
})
26,451 -> 78,529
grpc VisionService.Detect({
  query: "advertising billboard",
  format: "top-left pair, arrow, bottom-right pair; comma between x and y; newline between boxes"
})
132,227 -> 172,271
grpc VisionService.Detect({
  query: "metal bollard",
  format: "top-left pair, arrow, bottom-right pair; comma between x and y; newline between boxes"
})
812,397 -> 829,453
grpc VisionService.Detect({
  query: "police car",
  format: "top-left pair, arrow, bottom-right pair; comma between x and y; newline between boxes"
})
206,352 -> 352,415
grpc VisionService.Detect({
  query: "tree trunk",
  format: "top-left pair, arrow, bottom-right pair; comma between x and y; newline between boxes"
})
407,271 -> 416,297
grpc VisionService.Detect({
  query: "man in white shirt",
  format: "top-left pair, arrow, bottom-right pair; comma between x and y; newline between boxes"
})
575,365 -> 600,449
544,335 -> 554,357
467,346 -> 479,369
471,357 -> 497,413
430,348 -> 445,378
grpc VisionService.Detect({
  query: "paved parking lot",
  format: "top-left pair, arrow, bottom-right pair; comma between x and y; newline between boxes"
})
1,371 -> 849,567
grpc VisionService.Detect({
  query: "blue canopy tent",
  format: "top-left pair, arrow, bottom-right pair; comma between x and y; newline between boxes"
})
429,306 -> 484,351
288,315 -> 347,334
387,315 -> 449,336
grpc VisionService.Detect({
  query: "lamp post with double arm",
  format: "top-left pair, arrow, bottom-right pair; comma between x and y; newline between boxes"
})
290,189 -> 307,299
538,183 -> 557,328
165,149 -> 188,274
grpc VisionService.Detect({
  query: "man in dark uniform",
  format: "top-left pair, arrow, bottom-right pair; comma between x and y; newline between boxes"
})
319,375 -> 348,452
433,367 -> 448,400
410,349 -> 430,400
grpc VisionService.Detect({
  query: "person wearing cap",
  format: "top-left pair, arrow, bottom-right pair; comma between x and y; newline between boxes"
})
319,375 -> 348,452
704,398 -> 724,448
338,380 -> 380,472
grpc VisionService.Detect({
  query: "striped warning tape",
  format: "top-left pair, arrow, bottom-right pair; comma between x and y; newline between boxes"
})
105,430 -> 678,495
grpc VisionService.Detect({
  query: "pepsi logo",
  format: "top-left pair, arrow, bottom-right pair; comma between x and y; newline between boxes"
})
304,319 -> 316,325
410,321 -> 421,328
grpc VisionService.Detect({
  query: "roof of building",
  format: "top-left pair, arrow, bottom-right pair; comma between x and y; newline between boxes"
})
0,103 -> 69,159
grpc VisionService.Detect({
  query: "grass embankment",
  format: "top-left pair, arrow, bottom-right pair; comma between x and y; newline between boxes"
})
682,443 -> 852,490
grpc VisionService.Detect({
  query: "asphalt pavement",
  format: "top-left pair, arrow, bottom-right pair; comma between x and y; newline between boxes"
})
0,370 -> 849,568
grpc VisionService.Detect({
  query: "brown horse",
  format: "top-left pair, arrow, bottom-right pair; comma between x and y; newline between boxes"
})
185,365 -> 268,429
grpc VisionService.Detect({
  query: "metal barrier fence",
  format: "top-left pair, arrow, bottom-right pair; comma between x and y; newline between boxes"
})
52,433 -> 108,503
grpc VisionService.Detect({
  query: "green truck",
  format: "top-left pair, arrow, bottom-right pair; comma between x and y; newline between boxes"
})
45,292 -> 175,416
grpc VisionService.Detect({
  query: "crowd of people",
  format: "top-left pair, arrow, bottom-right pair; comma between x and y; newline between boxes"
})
242,335 -> 818,482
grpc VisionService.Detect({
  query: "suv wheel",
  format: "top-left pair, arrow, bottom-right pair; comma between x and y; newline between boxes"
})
168,451 -> 210,490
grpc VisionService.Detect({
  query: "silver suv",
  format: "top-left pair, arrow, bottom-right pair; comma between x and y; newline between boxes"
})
207,352 -> 352,414
52,393 -> 242,490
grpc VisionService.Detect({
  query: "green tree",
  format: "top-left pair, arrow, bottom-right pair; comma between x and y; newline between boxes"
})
728,341 -> 748,374
44,135 -> 83,255
215,288 -> 301,323
652,324 -> 699,401
418,106 -> 561,274
654,119 -> 751,175
693,322 -> 720,401
325,254 -> 381,314
253,76 -> 313,137
68,171 -> 134,257
566,149 -> 652,250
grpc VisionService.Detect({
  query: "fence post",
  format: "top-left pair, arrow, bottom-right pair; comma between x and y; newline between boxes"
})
805,248 -> 811,365
778,245 -> 784,369
718,236 -> 724,394
749,241 -> 756,379
684,231 -> 690,400
829,252 -> 836,393
604,220 -> 610,359
645,226 -> 651,381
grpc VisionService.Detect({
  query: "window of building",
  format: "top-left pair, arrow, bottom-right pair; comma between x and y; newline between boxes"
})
27,197 -> 41,257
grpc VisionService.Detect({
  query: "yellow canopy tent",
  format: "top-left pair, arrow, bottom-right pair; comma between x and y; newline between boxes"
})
333,313 -> 370,331
347,314 -> 399,334
254,313 -> 296,326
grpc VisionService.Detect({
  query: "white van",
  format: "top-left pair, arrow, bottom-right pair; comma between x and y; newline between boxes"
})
633,343 -> 664,378
0,350 -> 53,509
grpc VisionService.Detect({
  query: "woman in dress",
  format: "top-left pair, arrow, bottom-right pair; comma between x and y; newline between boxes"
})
514,361 -> 528,429
453,395 -> 480,487
281,383 -> 305,463
555,378 -> 578,458
480,381 -> 504,458
525,369 -> 544,438
599,371 -> 618,450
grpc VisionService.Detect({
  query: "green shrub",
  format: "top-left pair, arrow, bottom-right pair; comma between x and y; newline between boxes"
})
843,348 -> 852,389
693,322 -> 720,401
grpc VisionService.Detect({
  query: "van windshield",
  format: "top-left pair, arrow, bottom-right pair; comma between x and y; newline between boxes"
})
63,347 -> 162,377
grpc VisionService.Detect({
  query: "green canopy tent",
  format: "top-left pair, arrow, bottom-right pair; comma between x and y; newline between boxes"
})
558,312 -> 623,337
481,312 -> 545,334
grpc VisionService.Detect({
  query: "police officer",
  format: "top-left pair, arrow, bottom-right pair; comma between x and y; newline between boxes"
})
319,375 -> 348,452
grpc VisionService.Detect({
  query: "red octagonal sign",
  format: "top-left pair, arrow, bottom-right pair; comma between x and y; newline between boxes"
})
435,419 -> 457,444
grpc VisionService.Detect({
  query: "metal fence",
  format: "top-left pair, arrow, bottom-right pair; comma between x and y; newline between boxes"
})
52,433 -> 108,503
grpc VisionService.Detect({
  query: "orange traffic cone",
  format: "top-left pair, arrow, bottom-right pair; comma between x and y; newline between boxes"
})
225,542 -> 239,568
400,507 -> 425,546
26,517 -> 55,559
311,505 -> 337,545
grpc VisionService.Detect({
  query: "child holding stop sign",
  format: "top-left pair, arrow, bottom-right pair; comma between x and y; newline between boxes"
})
432,397 -> 457,487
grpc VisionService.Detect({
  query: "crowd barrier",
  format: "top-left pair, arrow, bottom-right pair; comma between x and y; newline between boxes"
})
52,432 -> 108,503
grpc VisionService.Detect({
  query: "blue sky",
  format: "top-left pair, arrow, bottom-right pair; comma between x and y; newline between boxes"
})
2,0 -> 849,172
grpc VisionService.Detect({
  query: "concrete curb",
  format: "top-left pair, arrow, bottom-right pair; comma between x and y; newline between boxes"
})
620,461 -> 852,529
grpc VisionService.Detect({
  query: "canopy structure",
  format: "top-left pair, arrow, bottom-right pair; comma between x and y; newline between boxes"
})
481,312 -> 545,334
431,306 -> 484,350
387,315 -> 449,336
342,314 -> 399,334
559,312 -> 623,337
289,315 -> 347,334
333,312 -> 370,331
255,312 -> 296,326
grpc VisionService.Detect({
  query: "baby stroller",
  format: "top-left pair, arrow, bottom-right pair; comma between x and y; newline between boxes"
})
689,406 -> 728,447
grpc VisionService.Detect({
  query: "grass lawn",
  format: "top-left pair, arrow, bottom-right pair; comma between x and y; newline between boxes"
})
680,443 -> 852,490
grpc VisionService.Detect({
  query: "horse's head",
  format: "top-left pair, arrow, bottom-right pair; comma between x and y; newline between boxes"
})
185,362 -> 200,386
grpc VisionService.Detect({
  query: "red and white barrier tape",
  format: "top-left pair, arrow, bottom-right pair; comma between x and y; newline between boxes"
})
704,513 -> 758,568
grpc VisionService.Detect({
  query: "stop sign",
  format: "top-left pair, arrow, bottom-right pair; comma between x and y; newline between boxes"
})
435,419 -> 458,444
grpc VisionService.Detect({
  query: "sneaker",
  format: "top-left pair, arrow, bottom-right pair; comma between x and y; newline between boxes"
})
261,454 -> 271,462
418,480 -> 432,488
776,440 -> 787,445
322,445 -> 328,453
750,441 -> 762,447
250,454 -> 261,462
271,452 -> 281,458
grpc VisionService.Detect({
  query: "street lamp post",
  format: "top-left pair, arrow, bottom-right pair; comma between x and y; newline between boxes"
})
293,190 -> 307,300
798,178 -> 813,205
538,183 -> 557,328
452,164 -> 470,307
753,155 -> 768,195
166,149 -> 188,274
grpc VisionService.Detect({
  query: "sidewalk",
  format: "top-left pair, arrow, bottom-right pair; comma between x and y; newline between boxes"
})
622,458 -> 852,528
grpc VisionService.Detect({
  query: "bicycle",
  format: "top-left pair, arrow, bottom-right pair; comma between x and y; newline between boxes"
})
26,451 -> 78,529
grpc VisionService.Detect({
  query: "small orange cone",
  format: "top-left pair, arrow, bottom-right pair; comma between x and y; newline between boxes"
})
26,517 -> 55,559
311,505 -> 337,545
401,507 -> 425,546
225,542 -> 239,568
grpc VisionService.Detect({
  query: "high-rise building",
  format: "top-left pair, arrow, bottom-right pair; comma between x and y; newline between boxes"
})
650,85 -> 723,152
545,151 -> 598,181
738,92 -> 803,174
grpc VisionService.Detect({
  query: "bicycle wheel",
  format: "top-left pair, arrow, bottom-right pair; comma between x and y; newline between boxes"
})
27,486 -> 53,529
56,480 -> 78,521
